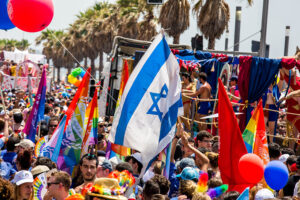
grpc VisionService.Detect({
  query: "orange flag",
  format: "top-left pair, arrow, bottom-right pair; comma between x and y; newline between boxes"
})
253,100 -> 270,165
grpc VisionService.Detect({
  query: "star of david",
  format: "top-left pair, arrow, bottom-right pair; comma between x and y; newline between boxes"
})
147,84 -> 168,121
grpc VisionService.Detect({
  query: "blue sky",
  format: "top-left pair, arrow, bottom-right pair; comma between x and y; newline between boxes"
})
1,0 -> 299,58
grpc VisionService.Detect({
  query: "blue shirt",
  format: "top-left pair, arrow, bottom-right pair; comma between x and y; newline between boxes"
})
0,161 -> 16,180
168,162 -> 179,198
2,152 -> 17,169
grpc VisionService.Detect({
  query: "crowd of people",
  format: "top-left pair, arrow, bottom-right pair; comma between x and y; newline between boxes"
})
0,60 -> 298,200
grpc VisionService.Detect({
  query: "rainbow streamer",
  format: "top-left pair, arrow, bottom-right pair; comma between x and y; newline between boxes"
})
33,173 -> 47,200
35,136 -> 48,158
207,184 -> 228,199
197,172 -> 209,193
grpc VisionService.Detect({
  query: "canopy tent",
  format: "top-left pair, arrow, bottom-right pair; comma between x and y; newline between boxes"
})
0,48 -> 45,64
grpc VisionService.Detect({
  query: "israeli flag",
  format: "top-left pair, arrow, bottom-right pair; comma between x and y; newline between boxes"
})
109,33 -> 183,175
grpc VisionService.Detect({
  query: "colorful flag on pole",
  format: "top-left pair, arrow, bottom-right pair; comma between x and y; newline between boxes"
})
81,88 -> 98,156
253,100 -> 270,165
40,115 -> 67,162
116,59 -> 129,108
217,78 -> 250,193
112,59 -> 132,156
23,66 -> 47,142
108,33 -> 183,176
57,68 -> 91,172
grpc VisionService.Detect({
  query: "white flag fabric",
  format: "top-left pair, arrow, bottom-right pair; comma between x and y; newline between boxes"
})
108,33 -> 183,175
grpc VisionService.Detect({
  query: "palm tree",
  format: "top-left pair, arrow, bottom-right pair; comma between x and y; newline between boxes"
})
158,0 -> 190,44
193,0 -> 253,50
16,39 -> 30,51
193,0 -> 229,50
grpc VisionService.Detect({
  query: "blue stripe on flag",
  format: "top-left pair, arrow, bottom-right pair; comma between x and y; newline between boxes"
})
115,37 -> 171,145
159,97 -> 183,142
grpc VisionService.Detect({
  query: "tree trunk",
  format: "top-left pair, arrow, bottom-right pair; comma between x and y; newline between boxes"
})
208,37 -> 215,50
52,62 -> 55,82
57,66 -> 61,82
173,34 -> 180,44
84,57 -> 88,68
99,51 -> 104,80
91,59 -> 95,76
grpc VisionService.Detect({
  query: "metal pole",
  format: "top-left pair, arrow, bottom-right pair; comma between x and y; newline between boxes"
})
284,26 -> 290,56
259,0 -> 269,57
233,7 -> 242,52
225,30 -> 229,51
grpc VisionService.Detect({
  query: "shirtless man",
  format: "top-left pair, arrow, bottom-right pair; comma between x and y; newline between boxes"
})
184,72 -> 211,131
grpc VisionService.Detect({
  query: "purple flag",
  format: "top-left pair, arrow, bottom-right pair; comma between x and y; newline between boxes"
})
23,66 -> 47,142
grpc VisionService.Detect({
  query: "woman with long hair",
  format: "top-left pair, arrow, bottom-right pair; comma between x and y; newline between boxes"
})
12,170 -> 34,200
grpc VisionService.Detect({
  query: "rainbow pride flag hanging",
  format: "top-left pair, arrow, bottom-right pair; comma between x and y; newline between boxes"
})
242,100 -> 268,156
111,59 -> 131,157
81,88 -> 98,156
242,102 -> 261,153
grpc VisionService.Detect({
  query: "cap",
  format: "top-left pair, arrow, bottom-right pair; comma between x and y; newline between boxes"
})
179,158 -> 195,170
131,152 -> 143,165
279,154 -> 290,163
12,170 -> 34,186
101,159 -> 112,172
255,189 -> 274,200
97,150 -> 106,157
15,139 -> 35,149
176,167 -> 199,181
31,165 -> 50,176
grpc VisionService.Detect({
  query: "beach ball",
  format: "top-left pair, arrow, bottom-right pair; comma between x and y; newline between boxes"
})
7,0 -> 54,32
238,153 -> 264,184
264,161 -> 289,190
0,0 -> 15,30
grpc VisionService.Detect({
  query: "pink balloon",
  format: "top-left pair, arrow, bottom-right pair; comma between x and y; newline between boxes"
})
7,0 -> 54,32
238,153 -> 264,184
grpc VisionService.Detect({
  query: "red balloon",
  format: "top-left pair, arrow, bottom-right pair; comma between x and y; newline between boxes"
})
7,0 -> 54,32
238,153 -> 264,184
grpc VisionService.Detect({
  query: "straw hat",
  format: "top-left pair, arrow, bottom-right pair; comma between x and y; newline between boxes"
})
86,178 -> 127,200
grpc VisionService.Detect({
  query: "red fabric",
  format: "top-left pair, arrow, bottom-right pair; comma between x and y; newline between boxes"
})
286,98 -> 300,133
217,78 -> 251,193
171,49 -> 179,55
237,56 -> 253,132
281,58 -> 300,70
212,53 -> 229,62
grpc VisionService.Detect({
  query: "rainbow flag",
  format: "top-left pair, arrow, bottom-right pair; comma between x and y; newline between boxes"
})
57,68 -> 91,172
253,101 -> 270,165
111,59 -> 131,157
81,88 -> 98,156
23,66 -> 47,142
116,59 -> 129,108
242,102 -> 261,153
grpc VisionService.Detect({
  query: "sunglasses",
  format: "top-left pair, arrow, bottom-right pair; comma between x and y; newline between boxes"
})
47,182 -> 60,187
49,125 -> 57,128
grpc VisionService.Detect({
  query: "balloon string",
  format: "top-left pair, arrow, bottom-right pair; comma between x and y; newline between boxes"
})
50,31 -> 117,103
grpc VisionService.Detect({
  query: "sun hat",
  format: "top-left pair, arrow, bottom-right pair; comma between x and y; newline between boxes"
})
12,170 -> 34,186
31,165 -> 50,177
15,139 -> 35,149
176,167 -> 199,181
